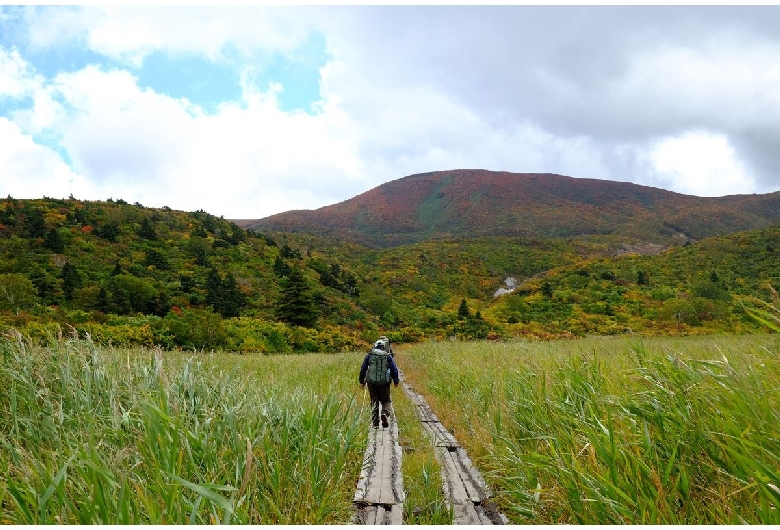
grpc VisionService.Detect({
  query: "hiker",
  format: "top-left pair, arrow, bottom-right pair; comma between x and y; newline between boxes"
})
359,339 -> 399,428
379,335 -> 394,358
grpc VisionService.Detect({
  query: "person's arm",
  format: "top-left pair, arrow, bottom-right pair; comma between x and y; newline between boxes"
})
359,355 -> 369,385
388,356 -> 399,386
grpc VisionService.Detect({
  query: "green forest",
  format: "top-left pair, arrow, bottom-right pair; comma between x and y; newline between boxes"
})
1,196 -> 778,352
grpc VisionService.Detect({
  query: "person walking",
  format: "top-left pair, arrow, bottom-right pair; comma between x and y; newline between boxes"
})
379,335 -> 394,358
359,339 -> 399,428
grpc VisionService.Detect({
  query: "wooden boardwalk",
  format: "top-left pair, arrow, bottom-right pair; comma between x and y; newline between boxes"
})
401,376 -> 507,525
353,419 -> 405,525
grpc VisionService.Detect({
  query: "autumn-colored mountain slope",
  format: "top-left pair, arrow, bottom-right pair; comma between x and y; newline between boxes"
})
485,225 -> 780,338
2,196 -> 779,347
237,170 -> 780,248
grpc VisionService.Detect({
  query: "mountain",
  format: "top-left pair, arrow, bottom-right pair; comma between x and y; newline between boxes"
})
236,170 -> 780,248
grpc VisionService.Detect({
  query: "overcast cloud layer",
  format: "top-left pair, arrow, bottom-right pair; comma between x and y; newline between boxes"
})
1,6 -> 779,219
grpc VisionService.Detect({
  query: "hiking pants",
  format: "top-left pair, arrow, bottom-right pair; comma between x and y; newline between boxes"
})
367,383 -> 393,426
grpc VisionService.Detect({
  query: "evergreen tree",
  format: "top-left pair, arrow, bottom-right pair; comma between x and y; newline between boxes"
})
22,208 -> 46,238
179,273 -> 195,293
220,272 -> 246,318
44,228 -> 65,252
343,272 -> 359,297
457,298 -> 470,319
137,218 -> 157,240
96,223 -> 119,242
226,226 -> 245,245
542,282 -> 553,299
144,248 -> 169,270
28,266 -> 60,304
273,255 -> 291,277
276,266 -> 318,327
280,244 -> 301,259
60,262 -> 81,300
204,268 -> 246,318
205,267 -> 223,310
96,286 -> 109,312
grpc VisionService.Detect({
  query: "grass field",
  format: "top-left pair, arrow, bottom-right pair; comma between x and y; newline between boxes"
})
0,332 -> 370,524
399,335 -> 780,524
3,331 -> 780,524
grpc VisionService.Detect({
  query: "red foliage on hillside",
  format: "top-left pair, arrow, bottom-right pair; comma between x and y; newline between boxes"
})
237,170 -> 780,248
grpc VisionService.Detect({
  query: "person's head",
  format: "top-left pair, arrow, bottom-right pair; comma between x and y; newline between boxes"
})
373,340 -> 385,351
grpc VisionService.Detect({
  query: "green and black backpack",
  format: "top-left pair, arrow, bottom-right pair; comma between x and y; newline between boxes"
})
366,349 -> 390,385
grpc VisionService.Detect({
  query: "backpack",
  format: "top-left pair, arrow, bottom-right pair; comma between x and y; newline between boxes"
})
366,349 -> 390,385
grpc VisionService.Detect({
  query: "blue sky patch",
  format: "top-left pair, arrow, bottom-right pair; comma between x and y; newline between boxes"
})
136,51 -> 243,113
262,32 -> 328,114
136,32 -> 328,114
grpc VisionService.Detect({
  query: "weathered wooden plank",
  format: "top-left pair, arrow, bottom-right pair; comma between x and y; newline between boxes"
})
365,505 -> 380,525
476,505 -> 495,525
391,421 -> 405,504
387,504 -> 403,525
362,428 -> 401,506
439,448 -> 470,505
454,446 -> 492,497
448,448 -> 483,503
452,500 -> 483,525
354,428 -> 378,503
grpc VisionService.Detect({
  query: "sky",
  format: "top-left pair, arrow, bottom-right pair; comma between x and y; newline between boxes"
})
2,5 -> 780,219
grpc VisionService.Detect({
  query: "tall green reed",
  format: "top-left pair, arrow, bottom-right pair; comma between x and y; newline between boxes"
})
0,334 -> 367,524
402,336 -> 780,524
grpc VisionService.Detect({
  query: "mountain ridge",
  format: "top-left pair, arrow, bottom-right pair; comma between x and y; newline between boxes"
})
234,170 -> 780,248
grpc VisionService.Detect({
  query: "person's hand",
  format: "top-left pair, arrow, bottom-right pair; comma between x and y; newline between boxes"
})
394,382 -> 398,387
360,383 -> 365,388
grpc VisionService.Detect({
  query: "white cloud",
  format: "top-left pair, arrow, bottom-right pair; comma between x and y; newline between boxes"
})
649,131 -> 754,196
24,6 -> 316,64
0,47 -> 36,98
0,118 -> 91,200
613,37 -> 780,136
5,62 -> 368,217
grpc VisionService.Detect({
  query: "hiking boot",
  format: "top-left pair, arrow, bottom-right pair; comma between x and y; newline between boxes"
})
373,423 -> 380,429
381,415 -> 389,428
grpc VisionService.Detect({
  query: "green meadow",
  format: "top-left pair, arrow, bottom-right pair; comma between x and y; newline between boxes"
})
3,332 -> 780,524
0,334 -> 369,524
400,335 -> 780,524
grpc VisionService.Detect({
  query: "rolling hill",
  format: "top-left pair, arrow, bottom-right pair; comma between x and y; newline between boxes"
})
236,170 -> 780,248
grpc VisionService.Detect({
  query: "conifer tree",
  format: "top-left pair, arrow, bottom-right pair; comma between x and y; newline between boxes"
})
44,228 -> 65,252
205,267 -> 223,310
220,272 -> 246,318
96,286 -> 109,312
60,262 -> 81,300
137,217 -> 157,240
458,298 -> 470,319
276,266 -> 318,327
273,255 -> 291,277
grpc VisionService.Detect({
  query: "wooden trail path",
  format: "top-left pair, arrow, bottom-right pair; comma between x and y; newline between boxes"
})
401,375 -> 507,525
353,418 -> 405,524
352,371 -> 506,525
